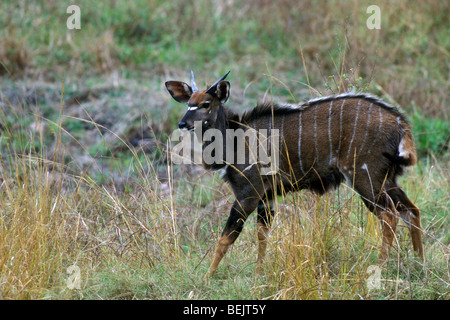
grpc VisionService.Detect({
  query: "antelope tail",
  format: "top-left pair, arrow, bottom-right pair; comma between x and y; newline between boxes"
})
384,129 -> 417,166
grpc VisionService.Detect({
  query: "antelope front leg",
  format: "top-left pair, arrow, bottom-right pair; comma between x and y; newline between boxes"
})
207,234 -> 235,278
206,202 -> 254,278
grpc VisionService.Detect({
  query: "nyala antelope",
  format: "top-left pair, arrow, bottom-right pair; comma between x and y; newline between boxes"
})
165,71 -> 424,277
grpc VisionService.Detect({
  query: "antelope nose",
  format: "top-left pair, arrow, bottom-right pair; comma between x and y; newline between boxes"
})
178,121 -> 187,129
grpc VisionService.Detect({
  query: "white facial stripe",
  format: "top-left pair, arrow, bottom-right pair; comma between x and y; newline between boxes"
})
187,101 -> 211,112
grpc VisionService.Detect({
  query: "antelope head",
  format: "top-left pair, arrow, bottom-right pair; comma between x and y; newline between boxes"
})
165,70 -> 231,130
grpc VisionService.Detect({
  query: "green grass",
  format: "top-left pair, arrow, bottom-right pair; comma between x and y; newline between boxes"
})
410,108 -> 450,158
0,0 -> 448,300
1,1 -> 448,117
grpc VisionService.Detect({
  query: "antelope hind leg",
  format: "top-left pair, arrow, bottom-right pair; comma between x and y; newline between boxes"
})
388,187 -> 424,259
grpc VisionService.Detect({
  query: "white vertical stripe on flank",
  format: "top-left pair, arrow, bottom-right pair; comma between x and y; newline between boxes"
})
358,103 -> 373,153
328,100 -> 333,165
280,114 -> 285,157
314,105 -> 319,162
367,107 -> 383,154
298,112 -> 304,175
337,99 -> 346,155
346,99 -> 362,160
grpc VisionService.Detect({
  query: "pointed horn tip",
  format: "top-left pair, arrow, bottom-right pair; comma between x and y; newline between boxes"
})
205,70 -> 231,95
190,70 -> 199,92
222,70 -> 231,80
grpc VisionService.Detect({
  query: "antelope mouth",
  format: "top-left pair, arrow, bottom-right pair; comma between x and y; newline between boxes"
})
178,121 -> 194,131
179,126 -> 194,132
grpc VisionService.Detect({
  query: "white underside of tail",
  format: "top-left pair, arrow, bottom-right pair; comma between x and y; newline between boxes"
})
398,137 -> 408,158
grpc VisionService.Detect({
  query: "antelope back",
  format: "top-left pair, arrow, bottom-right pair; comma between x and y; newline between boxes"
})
241,93 -> 417,193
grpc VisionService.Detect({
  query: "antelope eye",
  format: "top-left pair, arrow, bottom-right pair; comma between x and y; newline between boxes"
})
201,102 -> 210,108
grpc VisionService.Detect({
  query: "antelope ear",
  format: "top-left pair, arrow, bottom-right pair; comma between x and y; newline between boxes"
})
165,81 -> 193,103
215,81 -> 230,103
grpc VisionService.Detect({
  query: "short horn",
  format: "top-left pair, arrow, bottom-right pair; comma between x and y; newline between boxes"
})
206,70 -> 231,95
190,70 -> 199,92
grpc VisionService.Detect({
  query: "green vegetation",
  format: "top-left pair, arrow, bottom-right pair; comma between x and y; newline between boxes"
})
0,1 -> 448,300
